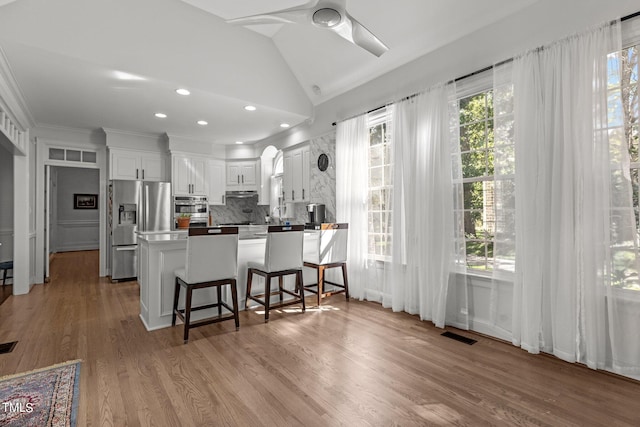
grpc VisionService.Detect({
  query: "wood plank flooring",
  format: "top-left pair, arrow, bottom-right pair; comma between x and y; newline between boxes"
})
1,250 -> 639,426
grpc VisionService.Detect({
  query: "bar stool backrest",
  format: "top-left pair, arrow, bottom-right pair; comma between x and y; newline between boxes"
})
184,227 -> 239,283
304,223 -> 348,265
264,225 -> 304,272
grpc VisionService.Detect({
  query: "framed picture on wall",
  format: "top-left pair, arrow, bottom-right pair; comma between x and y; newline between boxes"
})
74,193 -> 98,209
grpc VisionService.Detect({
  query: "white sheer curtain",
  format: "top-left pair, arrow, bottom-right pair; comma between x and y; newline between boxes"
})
336,83 -> 467,328
336,115 -> 369,300
500,20 -> 640,373
386,83 -> 467,328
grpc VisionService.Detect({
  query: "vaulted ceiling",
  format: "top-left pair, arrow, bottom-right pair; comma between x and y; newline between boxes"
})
0,0 -> 537,145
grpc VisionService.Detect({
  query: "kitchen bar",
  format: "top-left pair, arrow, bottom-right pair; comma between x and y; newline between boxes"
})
137,225 -> 321,331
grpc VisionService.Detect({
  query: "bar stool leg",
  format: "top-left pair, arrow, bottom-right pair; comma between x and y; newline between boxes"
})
264,274 -> 272,323
217,286 -> 222,317
297,270 -> 306,313
172,278 -> 180,326
184,286 -> 193,343
230,279 -> 239,331
245,269 -> 254,310
278,275 -> 284,304
342,263 -> 349,300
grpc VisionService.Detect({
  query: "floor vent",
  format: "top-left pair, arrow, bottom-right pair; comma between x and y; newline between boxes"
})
441,331 -> 477,345
0,341 -> 17,354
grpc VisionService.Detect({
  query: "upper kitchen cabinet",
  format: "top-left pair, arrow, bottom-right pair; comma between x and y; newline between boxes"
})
283,144 -> 310,203
208,159 -> 226,205
172,154 -> 208,196
226,160 -> 258,191
109,149 -> 167,181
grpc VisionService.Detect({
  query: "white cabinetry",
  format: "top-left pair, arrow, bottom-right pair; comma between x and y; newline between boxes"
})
208,159 -> 226,205
283,144 -> 310,203
172,154 -> 208,196
226,160 -> 258,191
110,149 -> 167,181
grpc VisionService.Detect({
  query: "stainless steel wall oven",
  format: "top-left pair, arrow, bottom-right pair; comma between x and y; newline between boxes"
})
173,196 -> 209,228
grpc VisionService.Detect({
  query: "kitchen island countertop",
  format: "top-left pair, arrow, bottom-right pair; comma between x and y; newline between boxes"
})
137,225 -> 274,242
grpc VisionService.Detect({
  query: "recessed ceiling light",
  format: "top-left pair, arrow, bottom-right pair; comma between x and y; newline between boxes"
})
197,120 -> 208,126
280,123 -> 290,128
235,141 -> 244,144
244,105 -> 256,111
154,113 -> 167,118
176,88 -> 190,96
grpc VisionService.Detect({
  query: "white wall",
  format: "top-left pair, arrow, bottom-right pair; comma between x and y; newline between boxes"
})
0,145 -> 13,265
52,166 -> 99,252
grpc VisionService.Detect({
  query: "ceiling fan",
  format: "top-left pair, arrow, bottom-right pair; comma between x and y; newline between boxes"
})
226,0 -> 389,57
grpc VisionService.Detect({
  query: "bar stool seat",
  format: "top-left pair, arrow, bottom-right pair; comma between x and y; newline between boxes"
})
0,261 -> 13,286
303,223 -> 349,306
172,227 -> 240,343
246,225 -> 306,323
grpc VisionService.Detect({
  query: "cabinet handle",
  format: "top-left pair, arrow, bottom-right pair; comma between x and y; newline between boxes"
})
222,195 -> 225,204
292,190 -> 295,200
303,189 -> 305,199
242,175 -> 244,184
136,169 -> 139,179
142,169 -> 145,180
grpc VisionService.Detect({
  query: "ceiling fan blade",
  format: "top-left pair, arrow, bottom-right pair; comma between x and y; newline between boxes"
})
226,3 -> 316,26
346,14 -> 389,57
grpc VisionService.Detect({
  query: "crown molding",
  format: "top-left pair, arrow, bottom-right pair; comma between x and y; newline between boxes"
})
0,46 -> 35,130
102,127 -> 164,139
36,123 -> 96,136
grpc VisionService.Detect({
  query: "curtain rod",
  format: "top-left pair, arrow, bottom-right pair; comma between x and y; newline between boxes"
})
332,9 -> 640,127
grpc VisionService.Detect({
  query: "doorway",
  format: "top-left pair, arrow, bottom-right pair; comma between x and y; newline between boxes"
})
45,165 -> 100,281
0,144 -> 12,296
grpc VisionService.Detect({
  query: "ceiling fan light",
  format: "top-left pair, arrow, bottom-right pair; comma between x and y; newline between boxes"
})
312,8 -> 341,28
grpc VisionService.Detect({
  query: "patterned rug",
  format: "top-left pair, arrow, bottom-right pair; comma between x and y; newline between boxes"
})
0,360 -> 81,426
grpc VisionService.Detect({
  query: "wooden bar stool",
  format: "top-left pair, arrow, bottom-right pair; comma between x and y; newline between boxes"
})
245,225 -> 306,323
0,261 -> 13,286
172,227 -> 240,343
303,223 -> 349,306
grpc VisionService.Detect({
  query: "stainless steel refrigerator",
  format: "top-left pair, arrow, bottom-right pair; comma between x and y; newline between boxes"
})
110,180 -> 171,280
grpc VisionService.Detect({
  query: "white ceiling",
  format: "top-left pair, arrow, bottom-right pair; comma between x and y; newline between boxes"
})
0,0 -> 536,145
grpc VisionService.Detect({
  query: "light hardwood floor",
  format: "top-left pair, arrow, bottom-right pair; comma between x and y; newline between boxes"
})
1,250 -> 639,426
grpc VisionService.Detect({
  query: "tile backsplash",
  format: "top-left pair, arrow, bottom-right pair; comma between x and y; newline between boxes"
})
210,130 -> 337,226
209,197 -> 270,225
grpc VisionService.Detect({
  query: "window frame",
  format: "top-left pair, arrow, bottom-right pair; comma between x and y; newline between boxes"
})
456,72 -> 498,276
366,108 -> 393,262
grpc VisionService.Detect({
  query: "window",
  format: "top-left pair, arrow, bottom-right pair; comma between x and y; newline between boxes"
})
459,90 -> 496,272
367,109 -> 392,260
609,42 -> 640,290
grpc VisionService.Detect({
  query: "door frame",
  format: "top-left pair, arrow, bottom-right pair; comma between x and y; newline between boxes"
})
35,137 -> 107,283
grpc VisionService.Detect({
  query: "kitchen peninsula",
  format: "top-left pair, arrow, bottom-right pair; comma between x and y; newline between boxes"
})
137,225 -> 316,331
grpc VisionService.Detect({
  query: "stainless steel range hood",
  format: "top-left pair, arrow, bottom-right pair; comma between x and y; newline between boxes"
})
225,190 -> 258,199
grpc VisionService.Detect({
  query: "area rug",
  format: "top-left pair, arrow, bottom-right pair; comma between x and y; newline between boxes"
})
0,359 -> 81,426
